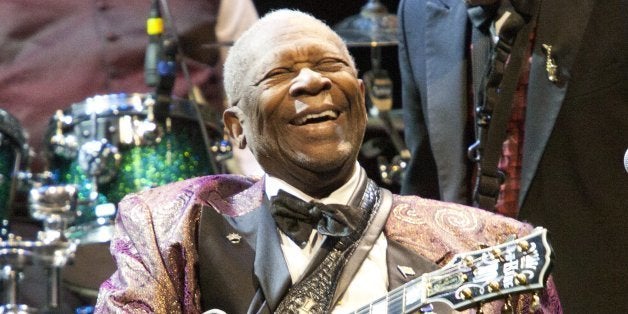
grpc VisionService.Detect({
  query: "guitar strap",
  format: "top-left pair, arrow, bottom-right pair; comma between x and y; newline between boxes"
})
331,182 -> 393,306
469,0 -> 542,211
273,176 -> 391,312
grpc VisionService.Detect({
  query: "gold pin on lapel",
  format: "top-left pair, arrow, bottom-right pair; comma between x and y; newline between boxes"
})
542,44 -> 559,83
226,233 -> 242,244
397,265 -> 416,278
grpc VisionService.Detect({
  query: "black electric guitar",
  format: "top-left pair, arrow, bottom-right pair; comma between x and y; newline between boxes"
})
351,227 -> 553,313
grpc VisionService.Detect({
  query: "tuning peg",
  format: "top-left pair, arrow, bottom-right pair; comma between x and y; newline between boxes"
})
461,287 -> 474,299
477,302 -> 485,314
517,239 -> 530,252
488,281 -> 501,293
529,292 -> 541,313
501,296 -> 514,314
464,255 -> 475,268
491,247 -> 503,260
514,273 -> 528,285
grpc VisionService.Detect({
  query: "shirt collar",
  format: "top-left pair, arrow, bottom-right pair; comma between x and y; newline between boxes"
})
264,162 -> 363,205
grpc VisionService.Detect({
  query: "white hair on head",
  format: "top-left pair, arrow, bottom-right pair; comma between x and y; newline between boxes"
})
223,9 -> 356,108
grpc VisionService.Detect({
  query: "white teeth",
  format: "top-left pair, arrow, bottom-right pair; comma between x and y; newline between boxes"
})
294,110 -> 338,125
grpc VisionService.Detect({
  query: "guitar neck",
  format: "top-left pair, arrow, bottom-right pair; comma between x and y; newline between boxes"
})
352,276 -> 428,314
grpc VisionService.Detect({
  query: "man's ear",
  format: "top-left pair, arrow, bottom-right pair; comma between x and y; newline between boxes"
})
223,106 -> 247,149
357,78 -> 368,119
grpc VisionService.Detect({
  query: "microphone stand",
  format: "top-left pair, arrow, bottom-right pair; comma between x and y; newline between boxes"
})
146,0 -> 223,174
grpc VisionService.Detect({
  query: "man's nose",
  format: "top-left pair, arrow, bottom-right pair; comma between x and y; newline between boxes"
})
289,68 -> 332,96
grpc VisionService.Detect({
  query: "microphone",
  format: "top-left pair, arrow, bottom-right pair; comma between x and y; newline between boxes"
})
144,0 -> 163,87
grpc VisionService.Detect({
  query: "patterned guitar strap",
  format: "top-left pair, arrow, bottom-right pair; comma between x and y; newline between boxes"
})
275,179 -> 381,313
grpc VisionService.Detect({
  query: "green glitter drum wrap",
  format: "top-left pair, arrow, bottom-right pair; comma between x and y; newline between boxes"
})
46,93 -> 219,241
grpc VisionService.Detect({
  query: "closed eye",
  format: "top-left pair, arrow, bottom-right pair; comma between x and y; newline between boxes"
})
315,58 -> 348,72
254,67 -> 292,85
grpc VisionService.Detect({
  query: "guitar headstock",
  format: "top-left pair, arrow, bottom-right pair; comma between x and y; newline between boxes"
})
423,227 -> 553,310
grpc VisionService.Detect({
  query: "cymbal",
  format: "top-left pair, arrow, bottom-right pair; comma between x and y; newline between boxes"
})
334,0 -> 398,47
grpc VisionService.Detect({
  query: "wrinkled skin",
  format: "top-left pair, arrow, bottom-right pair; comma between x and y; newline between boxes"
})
224,20 -> 367,198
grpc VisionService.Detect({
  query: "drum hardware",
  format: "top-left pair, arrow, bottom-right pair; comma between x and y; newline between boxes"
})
77,139 -> 120,185
335,0 -> 409,186
363,72 -> 410,186
334,0 -> 398,48
49,110 -> 79,160
211,135 -> 233,164
0,185 -> 79,313
1,109 -> 30,241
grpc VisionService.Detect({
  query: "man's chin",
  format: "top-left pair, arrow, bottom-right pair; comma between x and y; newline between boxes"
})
297,156 -> 353,176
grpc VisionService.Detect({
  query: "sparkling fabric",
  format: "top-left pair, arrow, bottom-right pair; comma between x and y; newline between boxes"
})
385,194 -> 562,313
95,174 -> 561,313
95,174 -> 259,313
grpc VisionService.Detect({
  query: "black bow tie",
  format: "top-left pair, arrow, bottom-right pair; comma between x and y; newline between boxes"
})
269,190 -> 359,248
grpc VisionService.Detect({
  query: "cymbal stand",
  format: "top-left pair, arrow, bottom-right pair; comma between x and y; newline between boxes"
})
0,185 -> 79,313
363,47 -> 411,186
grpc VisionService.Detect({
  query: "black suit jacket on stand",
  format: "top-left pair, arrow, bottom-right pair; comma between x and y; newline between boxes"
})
398,0 -> 628,312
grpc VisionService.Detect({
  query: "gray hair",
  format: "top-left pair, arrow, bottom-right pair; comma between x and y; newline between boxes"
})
223,9 -> 356,107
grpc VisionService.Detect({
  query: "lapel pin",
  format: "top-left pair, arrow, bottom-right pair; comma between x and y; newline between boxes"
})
541,44 -> 559,83
397,265 -> 416,279
226,233 -> 242,244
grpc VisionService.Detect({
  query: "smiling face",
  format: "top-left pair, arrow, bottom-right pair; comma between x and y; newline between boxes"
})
223,11 -> 367,197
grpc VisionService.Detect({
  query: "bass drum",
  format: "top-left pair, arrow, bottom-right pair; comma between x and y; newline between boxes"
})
45,93 -> 223,302
0,109 -> 29,236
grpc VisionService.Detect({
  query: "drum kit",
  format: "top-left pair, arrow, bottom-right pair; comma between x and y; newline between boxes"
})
0,92 -> 229,312
0,0 -> 407,312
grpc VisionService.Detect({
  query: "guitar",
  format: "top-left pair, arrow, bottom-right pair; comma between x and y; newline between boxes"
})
351,227 -> 553,313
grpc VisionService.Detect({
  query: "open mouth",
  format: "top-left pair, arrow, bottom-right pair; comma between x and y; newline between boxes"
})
291,109 -> 339,126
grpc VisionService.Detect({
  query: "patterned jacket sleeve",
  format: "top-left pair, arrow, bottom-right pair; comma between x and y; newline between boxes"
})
385,195 -> 562,313
94,186 -> 203,313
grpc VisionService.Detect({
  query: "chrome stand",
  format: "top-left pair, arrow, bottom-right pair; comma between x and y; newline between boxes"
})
0,185 -> 79,313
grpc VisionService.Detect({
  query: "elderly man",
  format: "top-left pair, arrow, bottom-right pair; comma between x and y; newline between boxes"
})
95,10 -> 560,313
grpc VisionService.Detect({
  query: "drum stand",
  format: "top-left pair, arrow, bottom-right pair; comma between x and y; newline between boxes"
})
335,0 -> 411,185
0,185 -> 79,313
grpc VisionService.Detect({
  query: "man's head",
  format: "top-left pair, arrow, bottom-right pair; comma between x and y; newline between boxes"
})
223,9 -> 367,198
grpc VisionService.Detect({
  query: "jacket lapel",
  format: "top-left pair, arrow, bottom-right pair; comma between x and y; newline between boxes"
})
198,181 -> 290,313
519,0 -> 594,206
250,196 -> 291,311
